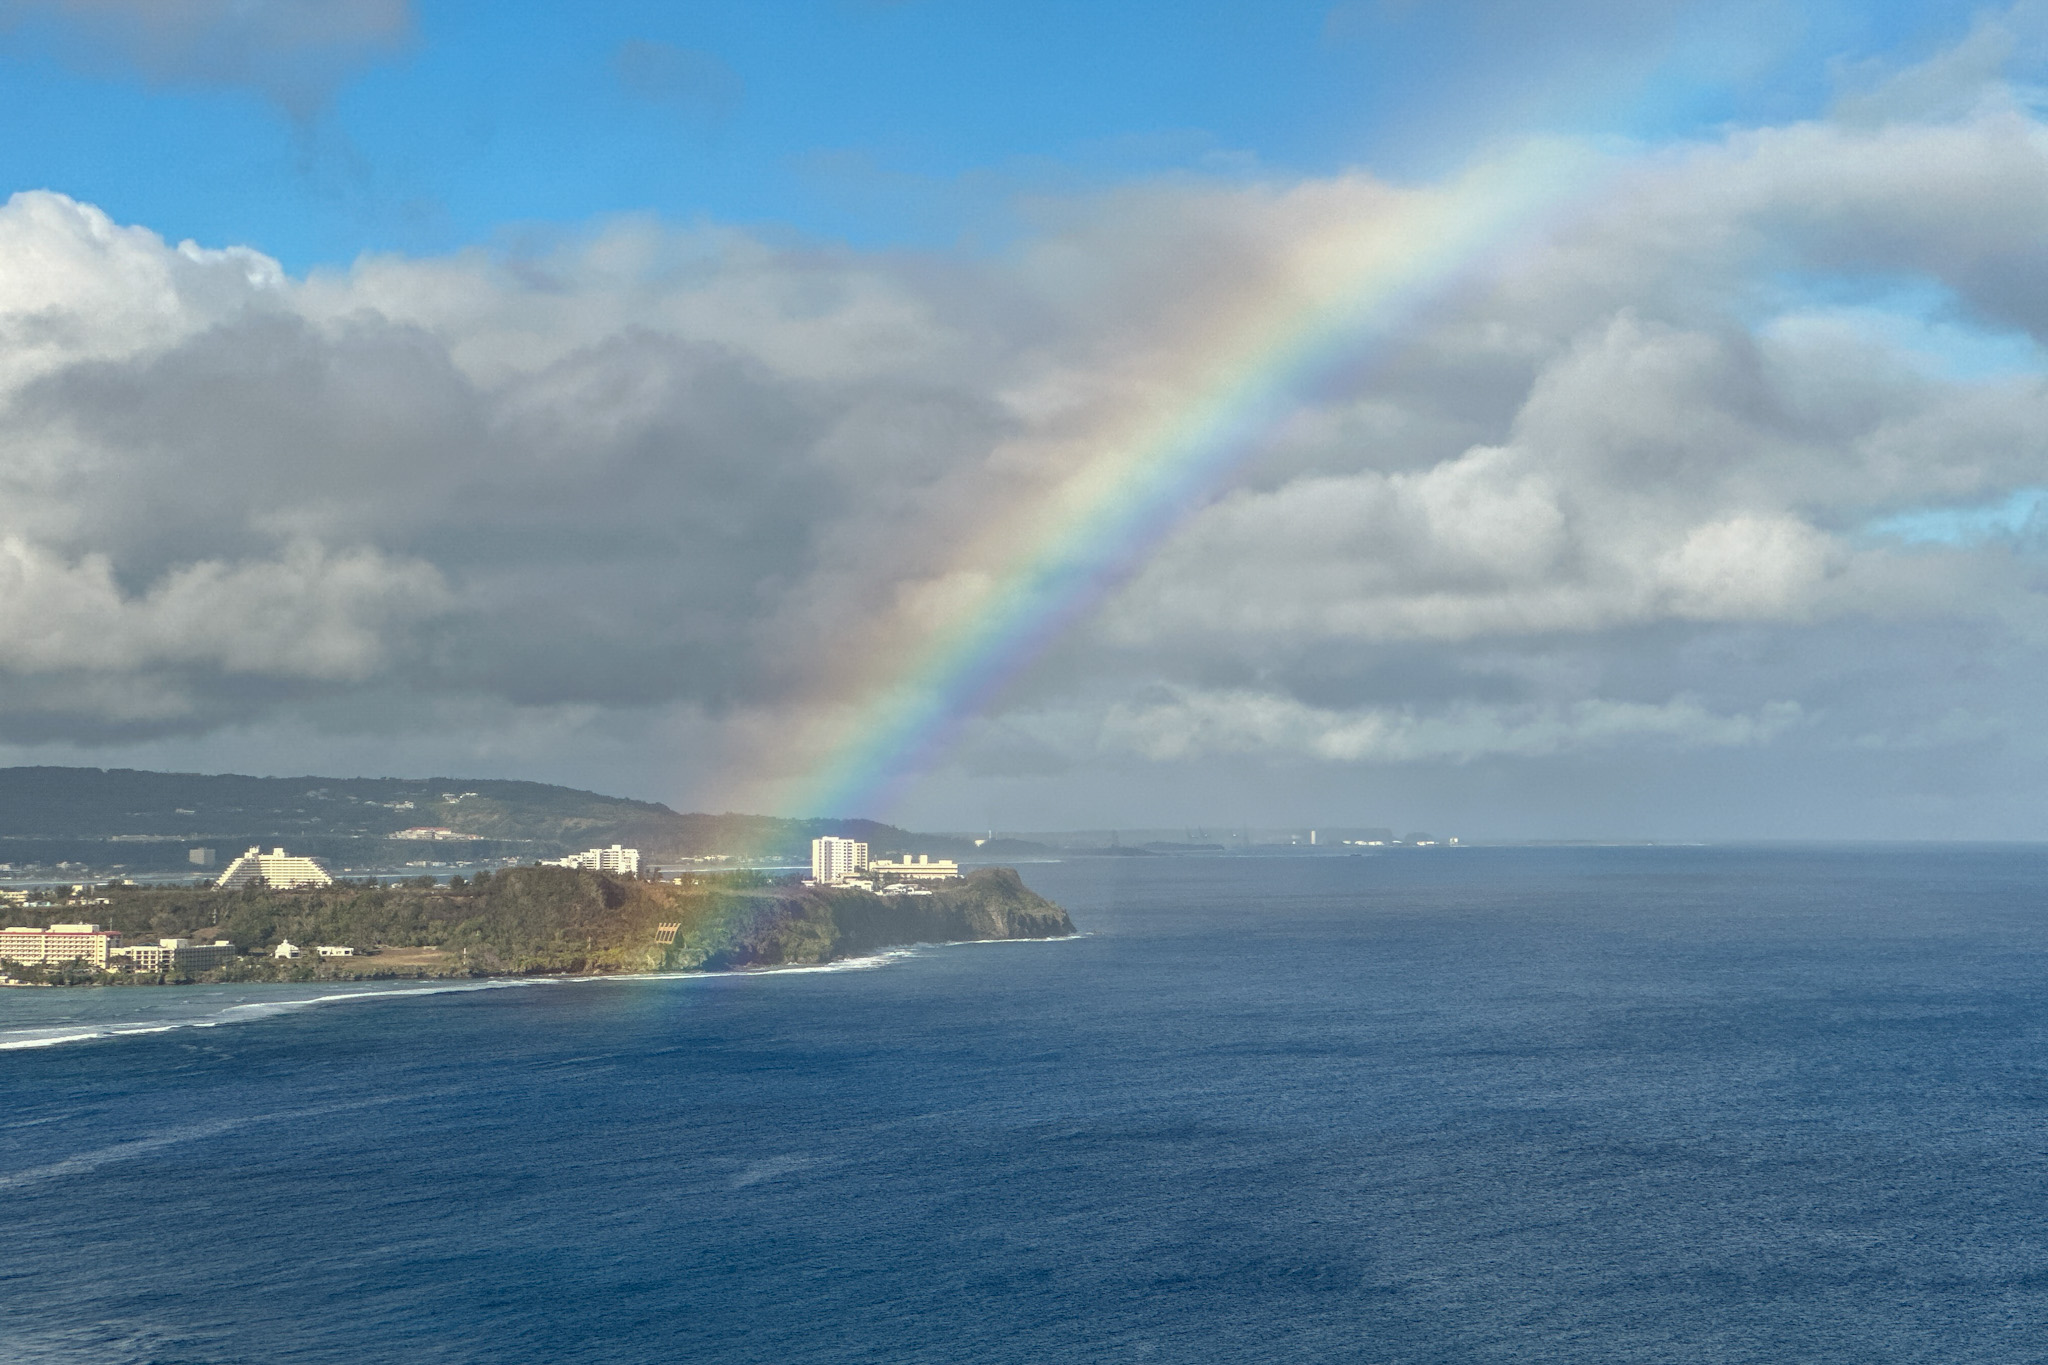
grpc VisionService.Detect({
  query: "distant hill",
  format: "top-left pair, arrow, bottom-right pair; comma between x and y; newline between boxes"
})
0,767 -> 1011,872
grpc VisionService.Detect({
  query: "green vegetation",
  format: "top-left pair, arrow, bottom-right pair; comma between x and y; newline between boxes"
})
1,866 -> 1074,984
663,868 -> 1074,969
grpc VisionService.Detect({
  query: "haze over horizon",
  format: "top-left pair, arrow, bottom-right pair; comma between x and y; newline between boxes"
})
0,1 -> 2045,840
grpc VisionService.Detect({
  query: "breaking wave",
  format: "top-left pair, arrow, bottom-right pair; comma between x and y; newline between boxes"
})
0,945 -> 947,1051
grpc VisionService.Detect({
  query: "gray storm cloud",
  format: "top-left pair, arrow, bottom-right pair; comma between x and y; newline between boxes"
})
2,82 -> 2048,832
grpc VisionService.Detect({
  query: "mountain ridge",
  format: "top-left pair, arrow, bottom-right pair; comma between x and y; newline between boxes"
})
0,766 -> 993,868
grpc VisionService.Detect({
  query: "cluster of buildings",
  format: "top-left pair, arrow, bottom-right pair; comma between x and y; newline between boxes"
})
806,837 -> 961,894
0,888 -> 107,910
270,941 -> 356,960
0,923 -> 235,973
1,842 -> 359,977
0,828 -> 697,978
0,921 -> 369,976
541,845 -> 641,875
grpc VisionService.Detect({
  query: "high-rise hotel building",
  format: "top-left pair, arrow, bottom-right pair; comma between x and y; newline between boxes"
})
0,923 -> 122,967
214,847 -> 334,890
810,837 -> 868,885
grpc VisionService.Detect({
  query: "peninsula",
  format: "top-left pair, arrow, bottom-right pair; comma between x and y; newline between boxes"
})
0,865 -> 1075,985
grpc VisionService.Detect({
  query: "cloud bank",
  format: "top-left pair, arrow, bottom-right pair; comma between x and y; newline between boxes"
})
5,61 -> 2048,833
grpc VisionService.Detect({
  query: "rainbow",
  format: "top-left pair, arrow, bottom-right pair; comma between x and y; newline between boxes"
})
752,139 -> 1609,822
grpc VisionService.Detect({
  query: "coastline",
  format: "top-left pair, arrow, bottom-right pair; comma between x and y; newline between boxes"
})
0,933 -> 1088,1050
0,867 -> 1078,989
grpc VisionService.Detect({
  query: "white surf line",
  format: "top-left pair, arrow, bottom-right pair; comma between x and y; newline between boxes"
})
0,979 -> 563,1051
0,957 -> 900,1050
209,977 -> 557,1016
625,936 -> 1078,974
1,934 -> 1079,1050
0,1023 -> 187,1051
585,949 -> 921,982
946,932 -> 1092,945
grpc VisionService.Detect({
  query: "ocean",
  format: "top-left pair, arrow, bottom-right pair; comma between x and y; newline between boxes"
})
5,845 -> 2048,1363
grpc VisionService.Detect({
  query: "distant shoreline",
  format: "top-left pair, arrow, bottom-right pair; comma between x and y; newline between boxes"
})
0,865 -> 1076,988
4,930 -> 1097,990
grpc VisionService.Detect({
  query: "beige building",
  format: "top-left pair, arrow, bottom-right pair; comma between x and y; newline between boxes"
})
273,940 -> 303,959
0,923 -> 122,967
117,938 -> 236,972
866,853 -> 961,882
215,847 -> 334,890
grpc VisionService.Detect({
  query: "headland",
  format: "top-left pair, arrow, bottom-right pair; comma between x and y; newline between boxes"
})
0,865 -> 1075,986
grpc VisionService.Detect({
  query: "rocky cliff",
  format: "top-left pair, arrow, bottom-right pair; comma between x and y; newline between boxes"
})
664,867 -> 1076,970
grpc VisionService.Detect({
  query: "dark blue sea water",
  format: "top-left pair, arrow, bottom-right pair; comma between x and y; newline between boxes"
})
7,846 -> 2048,1364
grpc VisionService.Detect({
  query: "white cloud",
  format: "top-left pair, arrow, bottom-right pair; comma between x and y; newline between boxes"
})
1653,515 -> 1837,620
0,192 -> 282,387
1830,4 -> 2039,128
0,538 -> 446,679
1100,688 -> 1805,763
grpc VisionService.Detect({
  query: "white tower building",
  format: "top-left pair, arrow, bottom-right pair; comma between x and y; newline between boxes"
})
810,837 -> 868,885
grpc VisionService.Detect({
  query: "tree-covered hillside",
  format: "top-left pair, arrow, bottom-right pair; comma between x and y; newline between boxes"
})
1,866 -> 1073,981
0,767 -> 1028,869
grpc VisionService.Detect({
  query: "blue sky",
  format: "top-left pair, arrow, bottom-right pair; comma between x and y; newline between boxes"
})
0,0 -> 2007,270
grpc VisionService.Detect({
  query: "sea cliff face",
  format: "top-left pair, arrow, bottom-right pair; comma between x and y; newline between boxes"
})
664,867 -> 1076,971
